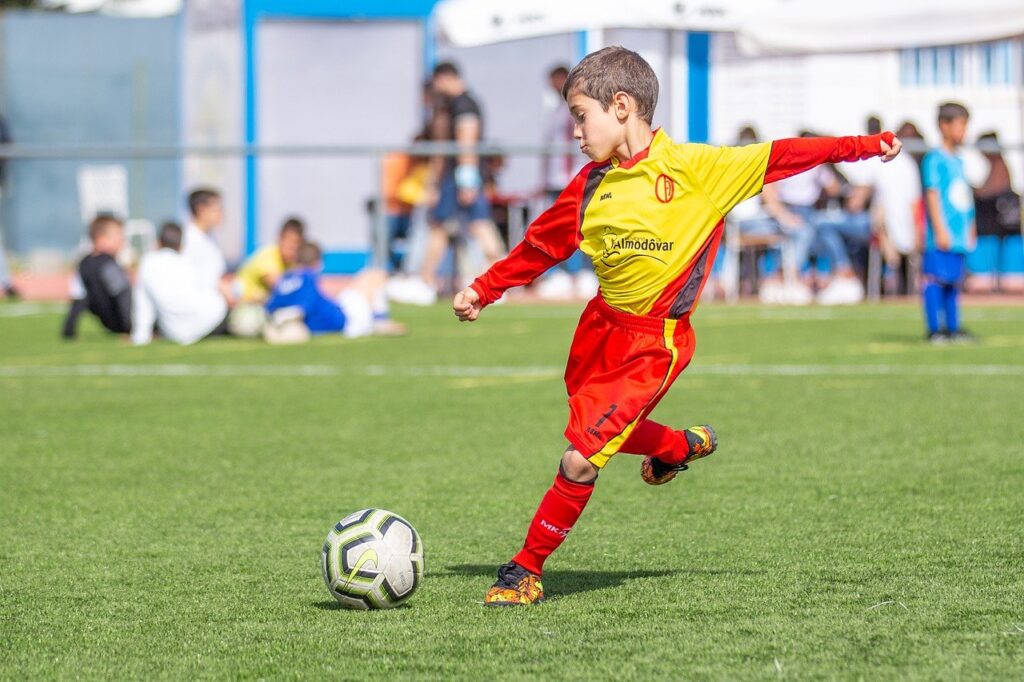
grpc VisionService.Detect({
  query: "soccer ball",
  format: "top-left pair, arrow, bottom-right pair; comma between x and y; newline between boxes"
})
321,508 -> 424,610
227,304 -> 267,338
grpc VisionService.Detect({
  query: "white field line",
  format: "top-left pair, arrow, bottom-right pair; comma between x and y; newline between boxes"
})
3,302 -> 1023,322
1,363 -> 1024,378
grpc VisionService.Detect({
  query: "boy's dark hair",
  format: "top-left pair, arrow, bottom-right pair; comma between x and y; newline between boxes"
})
280,216 -> 305,238
937,101 -> 969,123
88,214 -> 123,242
866,115 -> 882,135
433,61 -> 460,79
187,188 -> 221,217
158,221 -> 183,251
298,241 -> 322,267
561,46 -> 659,125
549,65 -> 569,79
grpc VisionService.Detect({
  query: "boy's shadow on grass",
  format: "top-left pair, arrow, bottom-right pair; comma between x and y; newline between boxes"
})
439,564 -> 763,598
309,564 -> 767,609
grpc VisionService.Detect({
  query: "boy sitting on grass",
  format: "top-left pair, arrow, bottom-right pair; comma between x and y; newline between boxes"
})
453,46 -> 902,606
62,215 -> 132,339
265,242 -> 405,341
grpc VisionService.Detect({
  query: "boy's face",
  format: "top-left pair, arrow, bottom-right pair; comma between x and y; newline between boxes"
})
567,90 -> 624,162
432,73 -> 458,97
94,224 -> 124,255
939,116 -> 968,146
279,230 -> 302,266
195,198 -> 224,229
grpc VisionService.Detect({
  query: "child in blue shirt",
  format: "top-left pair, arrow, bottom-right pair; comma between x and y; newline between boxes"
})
921,102 -> 976,343
266,241 -> 405,338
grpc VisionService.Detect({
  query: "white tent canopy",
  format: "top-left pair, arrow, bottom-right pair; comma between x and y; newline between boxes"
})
435,0 -> 1024,53
738,0 -> 1024,55
39,0 -> 181,17
434,0 -> 745,47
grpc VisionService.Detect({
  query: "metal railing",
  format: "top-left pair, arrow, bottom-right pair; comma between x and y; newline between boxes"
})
0,138 -> 1019,270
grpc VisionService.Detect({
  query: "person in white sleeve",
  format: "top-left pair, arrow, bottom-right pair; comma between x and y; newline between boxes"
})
132,222 -> 229,346
181,187 -> 227,294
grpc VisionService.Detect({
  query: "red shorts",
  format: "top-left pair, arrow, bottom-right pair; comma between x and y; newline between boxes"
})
564,296 -> 695,467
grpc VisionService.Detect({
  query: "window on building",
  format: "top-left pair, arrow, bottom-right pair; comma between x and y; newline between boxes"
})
900,39 -> 1021,88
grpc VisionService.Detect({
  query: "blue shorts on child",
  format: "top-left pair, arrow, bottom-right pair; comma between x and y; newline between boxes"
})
922,249 -> 965,286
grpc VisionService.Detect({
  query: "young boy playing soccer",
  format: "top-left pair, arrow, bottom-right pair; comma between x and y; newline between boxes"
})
921,102 -> 976,343
453,47 -> 902,606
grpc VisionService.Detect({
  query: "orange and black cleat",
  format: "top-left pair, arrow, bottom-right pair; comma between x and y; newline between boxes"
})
641,424 -> 718,485
483,561 -> 544,606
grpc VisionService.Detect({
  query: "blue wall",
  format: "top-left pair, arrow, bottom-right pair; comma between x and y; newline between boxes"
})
1,11 -> 180,254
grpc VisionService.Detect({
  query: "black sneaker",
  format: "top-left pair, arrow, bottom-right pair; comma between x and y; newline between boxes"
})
927,332 -> 949,345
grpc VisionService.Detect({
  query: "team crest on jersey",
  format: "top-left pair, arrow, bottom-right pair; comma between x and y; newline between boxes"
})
655,174 -> 675,203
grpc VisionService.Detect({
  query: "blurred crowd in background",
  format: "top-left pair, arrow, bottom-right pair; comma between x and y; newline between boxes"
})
25,56 -> 1020,348
0,0 -> 1021,349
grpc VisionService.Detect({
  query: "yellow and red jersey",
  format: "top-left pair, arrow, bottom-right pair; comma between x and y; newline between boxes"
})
470,129 -> 894,317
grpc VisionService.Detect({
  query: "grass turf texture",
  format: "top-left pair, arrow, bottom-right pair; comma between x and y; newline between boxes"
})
2,302 -> 1023,680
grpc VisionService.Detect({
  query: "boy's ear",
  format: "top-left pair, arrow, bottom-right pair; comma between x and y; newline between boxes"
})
611,91 -> 635,122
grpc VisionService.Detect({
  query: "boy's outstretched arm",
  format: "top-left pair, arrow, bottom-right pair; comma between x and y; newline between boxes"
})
452,165 -> 594,322
694,132 -> 901,217
763,132 -> 901,185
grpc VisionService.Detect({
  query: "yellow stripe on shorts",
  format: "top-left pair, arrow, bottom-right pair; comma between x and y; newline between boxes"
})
588,318 -> 680,469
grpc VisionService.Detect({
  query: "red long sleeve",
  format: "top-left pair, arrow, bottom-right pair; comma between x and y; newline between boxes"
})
469,240 -> 564,306
764,132 -> 895,185
469,163 -> 599,306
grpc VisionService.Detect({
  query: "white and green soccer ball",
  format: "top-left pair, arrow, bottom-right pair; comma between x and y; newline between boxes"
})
227,303 -> 267,338
321,509 -> 424,610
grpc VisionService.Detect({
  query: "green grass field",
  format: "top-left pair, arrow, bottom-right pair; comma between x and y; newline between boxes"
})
2,301 -> 1023,680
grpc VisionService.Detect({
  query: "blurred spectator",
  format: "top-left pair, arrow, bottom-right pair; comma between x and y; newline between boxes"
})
839,114 -> 921,294
0,236 -> 14,300
763,130 -> 866,304
62,215 -> 132,339
842,115 -> 923,296
182,187 -> 228,294
728,126 -> 808,303
760,133 -> 844,303
0,110 -> 17,300
921,102 -> 975,343
234,216 -> 305,303
397,61 -> 505,302
382,132 -> 429,273
540,65 -> 578,200
535,64 -> 597,301
897,120 -> 927,167
0,246 -> 12,296
970,130 -> 1022,292
131,222 -> 230,346
265,241 -> 405,340
0,111 -> 9,186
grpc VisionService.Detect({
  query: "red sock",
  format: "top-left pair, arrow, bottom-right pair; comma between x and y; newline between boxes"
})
512,470 -> 595,576
618,419 -> 690,464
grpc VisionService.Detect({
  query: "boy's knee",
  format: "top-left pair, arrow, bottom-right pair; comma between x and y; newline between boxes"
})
560,448 -> 598,483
